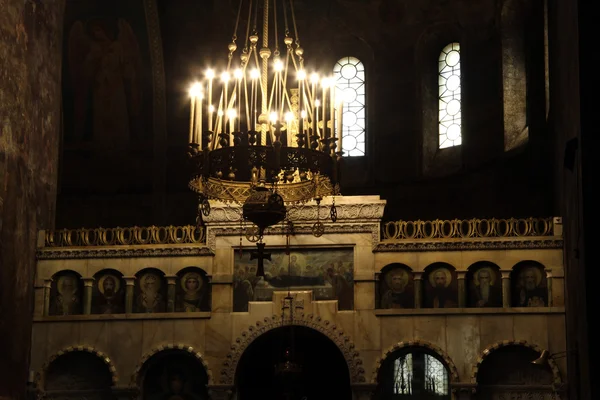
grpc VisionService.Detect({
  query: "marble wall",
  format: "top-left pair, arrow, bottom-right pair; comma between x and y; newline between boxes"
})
30,197 -> 567,398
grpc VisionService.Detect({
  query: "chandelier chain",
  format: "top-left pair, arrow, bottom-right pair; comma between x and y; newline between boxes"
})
273,0 -> 279,53
289,0 -> 300,46
243,0 -> 253,54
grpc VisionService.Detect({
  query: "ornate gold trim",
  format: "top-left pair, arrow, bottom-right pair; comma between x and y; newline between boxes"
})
374,238 -> 563,252
43,225 -> 205,248
382,217 -> 558,240
37,246 -> 212,260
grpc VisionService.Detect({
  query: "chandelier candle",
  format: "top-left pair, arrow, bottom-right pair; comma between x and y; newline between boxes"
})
186,0 -> 344,213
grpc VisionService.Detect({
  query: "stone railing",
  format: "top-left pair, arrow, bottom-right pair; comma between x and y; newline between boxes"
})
381,217 -> 560,241
43,225 -> 205,247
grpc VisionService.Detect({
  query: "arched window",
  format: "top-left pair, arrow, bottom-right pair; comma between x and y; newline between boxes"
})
378,347 -> 451,399
438,43 -> 462,149
333,57 -> 366,156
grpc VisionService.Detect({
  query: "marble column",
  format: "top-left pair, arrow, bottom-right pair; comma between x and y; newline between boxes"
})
351,383 -> 377,400
545,268 -> 553,307
166,275 -> 177,312
414,272 -> 423,308
457,271 -> 467,308
43,279 -> 52,316
207,384 -> 233,400
82,278 -> 95,315
0,2 -> 65,396
501,271 -> 511,308
124,276 -> 136,313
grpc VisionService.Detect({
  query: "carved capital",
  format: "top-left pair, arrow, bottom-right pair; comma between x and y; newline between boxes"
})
123,276 -> 137,286
82,277 -> 95,287
43,279 -> 53,288
500,270 -> 511,279
165,275 -> 178,285
413,272 -> 423,280
456,271 -> 467,279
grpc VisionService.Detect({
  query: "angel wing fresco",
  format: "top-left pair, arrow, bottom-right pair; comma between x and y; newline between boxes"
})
68,18 -> 143,149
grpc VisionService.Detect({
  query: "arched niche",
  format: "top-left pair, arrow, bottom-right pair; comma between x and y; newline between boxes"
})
511,260 -> 548,307
475,343 -> 557,398
422,262 -> 458,309
92,268 -> 125,314
377,263 -> 414,309
501,0 -> 532,151
134,267 -> 167,313
235,325 -> 352,400
466,261 -> 502,308
375,342 -> 456,399
175,267 -> 211,312
137,349 -> 209,400
49,270 -> 83,316
43,350 -> 114,398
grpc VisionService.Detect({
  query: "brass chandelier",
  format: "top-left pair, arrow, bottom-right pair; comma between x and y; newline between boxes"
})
186,0 -> 345,233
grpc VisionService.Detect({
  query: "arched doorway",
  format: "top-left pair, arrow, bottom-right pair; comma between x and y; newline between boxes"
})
476,345 -> 557,399
235,325 -> 352,400
138,349 -> 209,400
44,351 -> 114,400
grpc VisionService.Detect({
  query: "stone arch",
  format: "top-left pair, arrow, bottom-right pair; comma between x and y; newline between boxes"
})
219,313 -> 366,385
133,266 -> 168,277
470,340 -> 562,385
373,340 -> 460,384
131,343 -> 213,385
38,345 -> 118,388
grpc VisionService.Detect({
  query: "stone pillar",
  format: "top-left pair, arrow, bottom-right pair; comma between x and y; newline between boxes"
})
414,272 -> 423,308
124,276 -> 136,313
545,268 -> 553,307
501,270 -> 511,308
207,384 -> 233,400
457,271 -> 467,308
43,279 -> 52,316
82,278 -> 95,315
0,2 -> 65,396
166,275 -> 177,312
352,383 -> 376,400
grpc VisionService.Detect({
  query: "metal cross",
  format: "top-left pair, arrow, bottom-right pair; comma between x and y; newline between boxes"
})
250,242 -> 271,277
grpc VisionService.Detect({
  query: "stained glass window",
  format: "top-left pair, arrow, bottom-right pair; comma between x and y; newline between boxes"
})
333,57 -> 366,156
393,353 -> 413,394
390,350 -> 450,398
424,354 -> 449,395
438,43 -> 461,149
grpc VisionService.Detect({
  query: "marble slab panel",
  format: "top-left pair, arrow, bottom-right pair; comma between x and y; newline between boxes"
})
445,315 -> 480,380
413,316 -> 446,349
478,315 -> 514,350
353,310 -> 381,350
380,316 -> 415,350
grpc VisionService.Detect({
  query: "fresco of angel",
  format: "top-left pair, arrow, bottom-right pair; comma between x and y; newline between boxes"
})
68,17 -> 143,149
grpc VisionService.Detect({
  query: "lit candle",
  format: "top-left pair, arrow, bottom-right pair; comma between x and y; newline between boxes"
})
314,99 -> 320,137
337,99 -> 343,152
322,78 -> 329,139
310,73 -> 318,136
206,69 -> 215,132
189,93 -> 195,144
330,82 -> 335,141
222,71 -> 230,133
